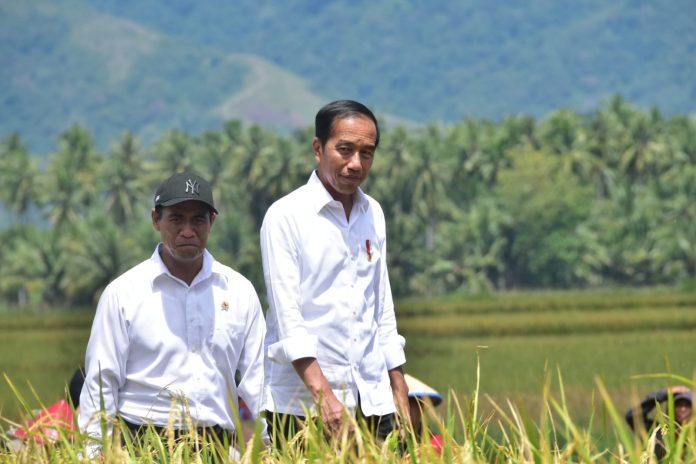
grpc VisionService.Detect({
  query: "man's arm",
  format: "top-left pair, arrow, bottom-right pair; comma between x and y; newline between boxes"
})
235,290 -> 267,432
291,358 -> 346,434
388,366 -> 418,431
78,286 -> 129,455
260,208 -> 319,364
261,206 -> 345,435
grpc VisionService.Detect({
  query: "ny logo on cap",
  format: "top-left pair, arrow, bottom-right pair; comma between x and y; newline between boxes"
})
185,179 -> 200,196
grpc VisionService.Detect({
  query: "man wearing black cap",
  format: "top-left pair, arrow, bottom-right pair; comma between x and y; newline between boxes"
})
79,172 -> 266,458
626,385 -> 693,459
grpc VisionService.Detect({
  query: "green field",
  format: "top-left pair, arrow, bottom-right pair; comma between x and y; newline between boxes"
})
1,289 -> 695,434
0,310 -> 91,420
400,289 -> 696,435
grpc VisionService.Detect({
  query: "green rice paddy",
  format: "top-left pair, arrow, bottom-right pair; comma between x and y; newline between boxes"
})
1,289 -> 695,432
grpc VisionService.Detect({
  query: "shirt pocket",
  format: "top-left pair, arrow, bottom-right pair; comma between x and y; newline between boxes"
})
208,316 -> 247,368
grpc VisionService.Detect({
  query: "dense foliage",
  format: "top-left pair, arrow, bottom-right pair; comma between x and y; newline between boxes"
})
1,96 -> 695,306
93,0 -> 695,119
0,0 -> 249,154
2,0 -> 695,153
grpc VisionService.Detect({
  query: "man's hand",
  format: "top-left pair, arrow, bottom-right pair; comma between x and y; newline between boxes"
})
292,357 -> 347,436
318,389 -> 346,436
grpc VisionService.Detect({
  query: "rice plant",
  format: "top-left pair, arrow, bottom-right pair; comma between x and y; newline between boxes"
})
1,368 -> 693,463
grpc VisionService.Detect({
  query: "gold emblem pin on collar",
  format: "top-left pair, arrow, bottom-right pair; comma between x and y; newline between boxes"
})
221,301 -> 229,311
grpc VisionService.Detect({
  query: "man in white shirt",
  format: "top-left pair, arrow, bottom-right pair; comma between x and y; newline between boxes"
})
79,172 -> 265,457
260,100 -> 411,445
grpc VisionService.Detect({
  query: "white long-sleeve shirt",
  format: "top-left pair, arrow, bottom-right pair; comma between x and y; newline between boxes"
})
78,246 -> 265,442
260,171 -> 406,417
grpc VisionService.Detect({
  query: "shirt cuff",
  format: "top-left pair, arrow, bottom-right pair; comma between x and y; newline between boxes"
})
382,335 -> 406,370
267,334 -> 319,363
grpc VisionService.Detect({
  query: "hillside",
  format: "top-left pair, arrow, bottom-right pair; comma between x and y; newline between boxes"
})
0,1 -> 324,153
213,54 -> 326,131
2,0 -> 695,153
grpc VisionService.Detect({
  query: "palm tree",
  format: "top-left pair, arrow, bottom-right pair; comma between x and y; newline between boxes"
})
102,132 -> 150,224
434,195 -> 511,293
197,130 -> 230,189
151,130 -> 196,174
368,125 -> 414,218
44,162 -> 88,229
0,225 -> 69,305
42,126 -> 102,229
0,224 -> 38,305
619,107 -> 668,183
0,133 -> 40,221
410,124 -> 452,251
63,209 -> 144,305
225,124 -> 280,227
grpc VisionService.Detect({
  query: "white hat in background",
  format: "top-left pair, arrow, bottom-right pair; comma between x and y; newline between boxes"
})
405,373 -> 443,406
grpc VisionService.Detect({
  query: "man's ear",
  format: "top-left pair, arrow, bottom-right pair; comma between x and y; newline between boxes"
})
151,208 -> 161,231
312,137 -> 322,163
210,212 -> 217,227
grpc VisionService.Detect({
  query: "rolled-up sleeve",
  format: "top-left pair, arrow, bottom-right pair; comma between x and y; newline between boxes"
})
261,205 -> 318,363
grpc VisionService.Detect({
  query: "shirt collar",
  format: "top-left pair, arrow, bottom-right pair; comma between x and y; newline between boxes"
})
149,244 -> 216,286
306,170 -> 369,215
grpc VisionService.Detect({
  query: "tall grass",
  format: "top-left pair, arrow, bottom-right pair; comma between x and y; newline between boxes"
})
1,369 -> 693,462
1,292 -> 694,461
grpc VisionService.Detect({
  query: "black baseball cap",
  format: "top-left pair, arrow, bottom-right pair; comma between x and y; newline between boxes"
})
154,172 -> 218,214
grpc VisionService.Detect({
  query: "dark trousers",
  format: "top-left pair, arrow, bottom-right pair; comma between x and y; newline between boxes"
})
264,409 -> 397,449
120,418 -> 231,456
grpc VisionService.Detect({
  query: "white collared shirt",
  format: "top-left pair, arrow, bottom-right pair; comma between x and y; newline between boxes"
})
78,246 -> 266,441
260,171 -> 406,417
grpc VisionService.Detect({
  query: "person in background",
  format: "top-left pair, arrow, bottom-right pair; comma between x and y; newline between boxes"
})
7,367 -> 85,449
78,172 -> 266,458
260,100 -> 412,447
405,373 -> 443,454
625,385 -> 693,460
67,366 -> 85,414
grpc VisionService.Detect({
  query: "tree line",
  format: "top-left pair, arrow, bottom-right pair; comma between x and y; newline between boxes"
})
1,95 -> 695,307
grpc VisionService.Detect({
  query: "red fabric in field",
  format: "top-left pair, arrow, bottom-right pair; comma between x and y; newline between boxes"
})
11,399 -> 75,444
430,433 -> 443,454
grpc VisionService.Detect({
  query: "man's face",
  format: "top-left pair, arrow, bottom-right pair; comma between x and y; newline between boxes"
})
675,399 -> 692,424
152,201 -> 215,266
313,115 -> 377,202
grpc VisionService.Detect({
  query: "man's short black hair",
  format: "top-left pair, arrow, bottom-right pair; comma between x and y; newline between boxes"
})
315,100 -> 380,148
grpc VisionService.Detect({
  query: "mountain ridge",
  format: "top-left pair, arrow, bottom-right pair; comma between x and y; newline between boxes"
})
2,0 -> 694,153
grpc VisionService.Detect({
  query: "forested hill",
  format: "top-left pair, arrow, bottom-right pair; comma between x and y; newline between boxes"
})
2,0 -> 695,153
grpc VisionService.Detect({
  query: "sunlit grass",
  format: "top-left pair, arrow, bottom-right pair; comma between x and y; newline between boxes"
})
399,305 -> 696,337
1,291 -> 695,461
0,369 -> 694,462
398,287 -> 696,316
